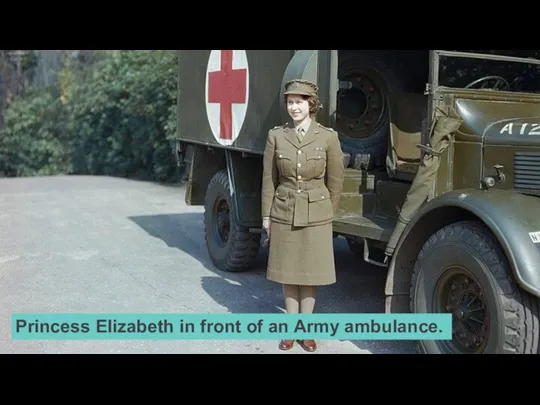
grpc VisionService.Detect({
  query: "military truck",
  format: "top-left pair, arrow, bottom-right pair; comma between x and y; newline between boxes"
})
174,50 -> 540,354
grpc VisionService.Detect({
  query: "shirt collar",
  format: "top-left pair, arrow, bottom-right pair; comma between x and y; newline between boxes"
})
296,118 -> 312,134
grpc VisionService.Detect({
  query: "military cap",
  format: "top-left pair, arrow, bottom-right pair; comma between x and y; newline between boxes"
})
284,79 -> 318,96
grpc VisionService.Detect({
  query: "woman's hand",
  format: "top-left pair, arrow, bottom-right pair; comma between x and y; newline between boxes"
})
262,217 -> 271,238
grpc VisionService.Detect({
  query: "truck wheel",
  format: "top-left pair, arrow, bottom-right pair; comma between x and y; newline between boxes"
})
410,220 -> 540,354
204,169 -> 260,272
337,52 -> 411,168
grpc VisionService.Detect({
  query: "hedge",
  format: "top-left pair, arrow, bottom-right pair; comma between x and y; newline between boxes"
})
0,50 -> 179,183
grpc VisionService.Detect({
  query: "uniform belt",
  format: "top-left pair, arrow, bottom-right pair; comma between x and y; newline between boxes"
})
281,182 -> 325,193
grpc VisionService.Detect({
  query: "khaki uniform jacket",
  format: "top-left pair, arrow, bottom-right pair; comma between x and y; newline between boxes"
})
261,120 -> 345,227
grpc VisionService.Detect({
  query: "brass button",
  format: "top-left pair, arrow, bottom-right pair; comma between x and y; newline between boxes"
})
297,150 -> 302,154
297,190 -> 301,193
297,175 -> 302,180
297,163 -> 301,167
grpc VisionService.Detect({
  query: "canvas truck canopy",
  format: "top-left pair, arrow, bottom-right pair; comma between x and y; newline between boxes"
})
176,50 -> 295,154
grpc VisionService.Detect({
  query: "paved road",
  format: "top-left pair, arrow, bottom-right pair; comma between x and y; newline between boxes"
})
0,175 -> 416,354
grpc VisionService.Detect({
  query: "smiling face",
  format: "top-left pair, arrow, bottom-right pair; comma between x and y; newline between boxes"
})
286,94 -> 310,124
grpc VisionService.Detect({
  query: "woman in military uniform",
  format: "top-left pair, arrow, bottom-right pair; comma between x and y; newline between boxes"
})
261,79 -> 345,352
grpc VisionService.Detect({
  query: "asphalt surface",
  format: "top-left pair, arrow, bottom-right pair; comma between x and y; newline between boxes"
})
0,175 -> 416,354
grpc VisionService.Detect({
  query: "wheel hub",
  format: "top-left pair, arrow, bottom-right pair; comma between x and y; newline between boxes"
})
336,71 -> 386,140
437,271 -> 489,353
213,197 -> 230,247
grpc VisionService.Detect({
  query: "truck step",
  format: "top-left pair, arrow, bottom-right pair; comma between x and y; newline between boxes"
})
336,192 -> 376,217
333,211 -> 396,242
342,168 -> 388,193
342,169 -> 374,193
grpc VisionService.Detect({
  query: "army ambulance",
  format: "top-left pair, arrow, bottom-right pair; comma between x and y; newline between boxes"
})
174,50 -> 540,354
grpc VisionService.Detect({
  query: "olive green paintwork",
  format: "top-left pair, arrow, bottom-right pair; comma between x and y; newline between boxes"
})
381,51 -> 540,302
177,49 -> 540,295
428,92 -> 525,189
450,142 -> 482,190
176,50 -> 335,155
176,50 -> 295,155
435,89 -> 540,197
387,188 -> 540,297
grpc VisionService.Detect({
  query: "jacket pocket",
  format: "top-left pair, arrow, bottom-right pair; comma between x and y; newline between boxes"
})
275,150 -> 292,176
271,189 -> 290,221
306,149 -> 327,179
307,187 -> 333,223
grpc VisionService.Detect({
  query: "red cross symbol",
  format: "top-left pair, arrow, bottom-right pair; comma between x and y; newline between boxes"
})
207,50 -> 247,140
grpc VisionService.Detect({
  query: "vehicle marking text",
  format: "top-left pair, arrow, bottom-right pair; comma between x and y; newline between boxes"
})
499,123 -> 540,136
529,231 -> 540,244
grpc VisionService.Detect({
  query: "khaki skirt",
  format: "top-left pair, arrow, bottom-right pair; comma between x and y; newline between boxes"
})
266,221 -> 336,286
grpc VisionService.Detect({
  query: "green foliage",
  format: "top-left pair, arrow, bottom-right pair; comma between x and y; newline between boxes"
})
0,86 -> 72,176
0,50 -> 179,183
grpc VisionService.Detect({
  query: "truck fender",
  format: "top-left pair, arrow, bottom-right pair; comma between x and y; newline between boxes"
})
224,149 -> 263,229
385,188 -> 540,305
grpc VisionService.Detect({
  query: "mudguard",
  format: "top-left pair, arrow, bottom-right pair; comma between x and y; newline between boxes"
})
391,188 -> 540,298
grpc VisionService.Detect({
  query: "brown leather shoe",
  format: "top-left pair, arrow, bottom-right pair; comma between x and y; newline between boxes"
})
279,340 -> 294,351
298,339 -> 317,352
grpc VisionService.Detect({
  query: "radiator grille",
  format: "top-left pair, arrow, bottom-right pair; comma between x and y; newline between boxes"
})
514,152 -> 540,194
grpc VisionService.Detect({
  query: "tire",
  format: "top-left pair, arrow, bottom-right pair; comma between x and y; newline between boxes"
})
337,52 -> 413,169
204,169 -> 260,272
410,220 -> 540,354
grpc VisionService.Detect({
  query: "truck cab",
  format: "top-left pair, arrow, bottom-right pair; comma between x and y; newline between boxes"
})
331,50 -> 540,354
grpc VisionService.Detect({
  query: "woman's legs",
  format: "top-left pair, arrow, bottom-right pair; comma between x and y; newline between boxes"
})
298,285 -> 318,352
299,286 -> 316,314
279,284 -> 299,350
283,284 -> 300,313
279,284 -> 318,352
282,284 -> 317,314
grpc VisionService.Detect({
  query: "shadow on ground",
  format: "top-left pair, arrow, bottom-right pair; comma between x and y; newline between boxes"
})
129,212 -> 415,354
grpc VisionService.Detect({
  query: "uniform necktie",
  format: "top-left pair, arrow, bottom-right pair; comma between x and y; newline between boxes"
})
296,127 -> 305,142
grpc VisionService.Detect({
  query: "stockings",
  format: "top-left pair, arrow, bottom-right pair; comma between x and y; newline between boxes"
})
283,284 -> 316,314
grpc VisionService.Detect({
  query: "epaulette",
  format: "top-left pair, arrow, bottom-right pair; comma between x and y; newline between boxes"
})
317,123 -> 338,135
270,123 -> 288,132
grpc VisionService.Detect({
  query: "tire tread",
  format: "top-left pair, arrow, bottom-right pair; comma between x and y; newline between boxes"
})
204,170 -> 260,272
410,220 -> 540,354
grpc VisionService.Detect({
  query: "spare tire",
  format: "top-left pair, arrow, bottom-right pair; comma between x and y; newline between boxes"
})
337,52 -> 413,169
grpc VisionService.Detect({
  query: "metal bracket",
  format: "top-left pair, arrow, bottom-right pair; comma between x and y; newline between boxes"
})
363,238 -> 389,268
